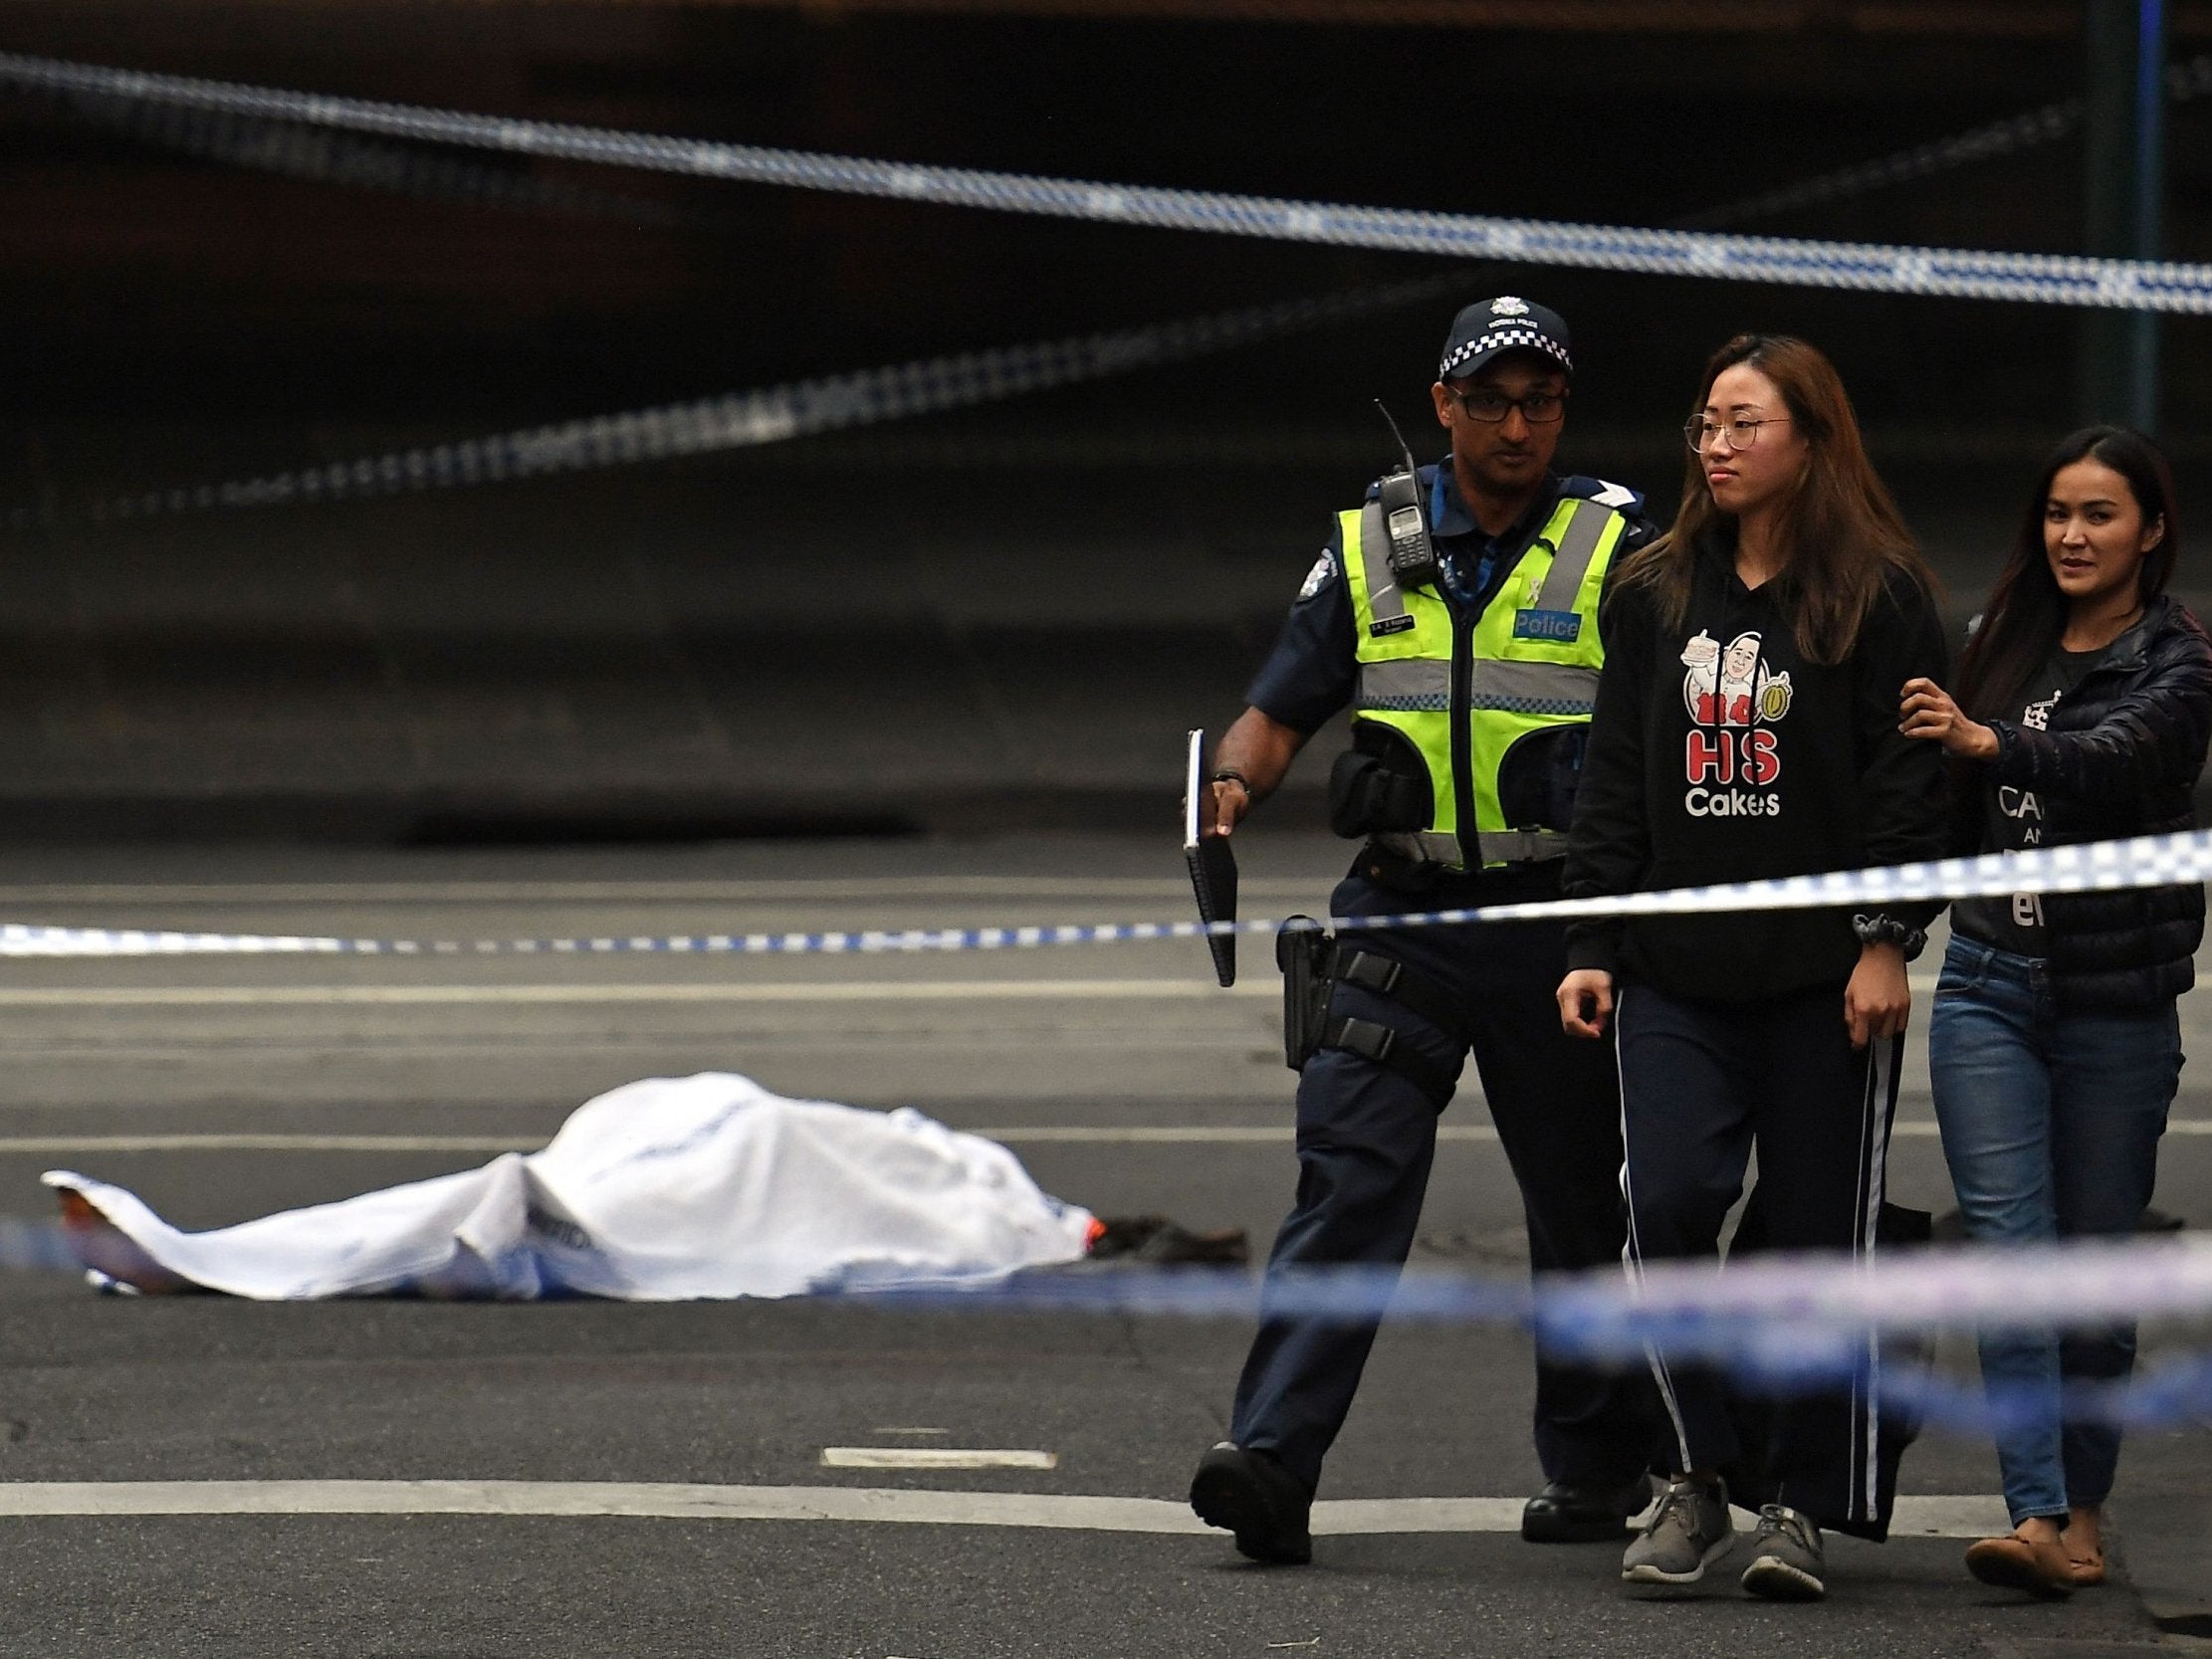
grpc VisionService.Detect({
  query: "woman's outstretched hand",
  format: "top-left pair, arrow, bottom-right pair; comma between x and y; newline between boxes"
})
1899,677 -> 1999,760
1556,968 -> 1615,1039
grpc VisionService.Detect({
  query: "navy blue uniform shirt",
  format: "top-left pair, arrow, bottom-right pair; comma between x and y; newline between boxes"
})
1245,465 -> 1659,735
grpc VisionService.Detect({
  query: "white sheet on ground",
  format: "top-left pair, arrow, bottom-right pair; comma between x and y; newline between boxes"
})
42,1073 -> 1096,1301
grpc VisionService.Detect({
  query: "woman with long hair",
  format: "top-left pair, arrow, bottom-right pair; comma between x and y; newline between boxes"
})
1556,334 -> 1948,1599
1898,426 -> 2212,1596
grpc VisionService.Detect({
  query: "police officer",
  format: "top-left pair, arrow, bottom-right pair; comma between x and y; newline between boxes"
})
1188,298 -> 1661,1564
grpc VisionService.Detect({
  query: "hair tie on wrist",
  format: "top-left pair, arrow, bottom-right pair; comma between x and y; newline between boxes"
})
1852,913 -> 1927,961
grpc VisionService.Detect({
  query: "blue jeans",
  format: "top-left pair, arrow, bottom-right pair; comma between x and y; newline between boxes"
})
1928,934 -> 2180,1525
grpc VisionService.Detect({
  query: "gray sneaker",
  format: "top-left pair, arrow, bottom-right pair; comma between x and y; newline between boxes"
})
1621,1477 -> 1733,1584
1740,1504 -> 1826,1600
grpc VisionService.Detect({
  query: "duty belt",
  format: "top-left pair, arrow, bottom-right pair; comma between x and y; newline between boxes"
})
1374,828 -> 1570,869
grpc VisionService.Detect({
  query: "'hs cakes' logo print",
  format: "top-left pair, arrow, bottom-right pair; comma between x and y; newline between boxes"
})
1678,629 -> 1794,818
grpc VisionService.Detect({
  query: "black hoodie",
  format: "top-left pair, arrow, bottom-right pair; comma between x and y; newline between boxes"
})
1563,532 -> 1949,1000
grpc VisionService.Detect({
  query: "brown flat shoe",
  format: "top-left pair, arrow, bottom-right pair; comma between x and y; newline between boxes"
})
1965,1533 -> 2076,1597
2064,1548 -> 2106,1587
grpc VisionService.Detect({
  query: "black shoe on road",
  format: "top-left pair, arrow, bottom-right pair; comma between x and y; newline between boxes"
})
1522,1476 -> 1655,1543
1190,1442 -> 1313,1565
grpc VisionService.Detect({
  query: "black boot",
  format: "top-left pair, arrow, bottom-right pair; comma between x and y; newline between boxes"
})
1520,1476 -> 1654,1543
1190,1442 -> 1313,1564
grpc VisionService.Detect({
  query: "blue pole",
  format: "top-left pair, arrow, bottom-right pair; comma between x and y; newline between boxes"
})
2131,0 -> 2167,431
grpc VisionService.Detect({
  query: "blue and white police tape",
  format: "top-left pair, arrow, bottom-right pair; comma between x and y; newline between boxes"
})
888,1234 -> 2212,1346
1473,825 -> 2212,923
62,48 -> 2206,243
4,50 -> 2211,312
0,1217 -> 79,1276
889,1243 -> 2212,1437
918,1259 -> 2212,1441
4,1208 -> 2210,1432
0,825 -> 2205,959
27,59 -> 2203,532
7,274 -> 1457,529
58,86 -> 711,233
19,79 -> 2074,529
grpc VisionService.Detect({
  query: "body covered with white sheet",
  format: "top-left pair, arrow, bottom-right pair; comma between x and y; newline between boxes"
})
46,1073 -> 1096,1300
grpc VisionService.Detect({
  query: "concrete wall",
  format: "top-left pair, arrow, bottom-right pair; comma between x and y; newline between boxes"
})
4,5 -> 2210,838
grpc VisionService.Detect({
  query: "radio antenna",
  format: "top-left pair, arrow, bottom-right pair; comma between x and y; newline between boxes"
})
1372,400 -> 1419,476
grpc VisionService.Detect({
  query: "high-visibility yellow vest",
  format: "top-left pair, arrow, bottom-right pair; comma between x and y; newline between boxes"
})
1338,490 -> 1625,871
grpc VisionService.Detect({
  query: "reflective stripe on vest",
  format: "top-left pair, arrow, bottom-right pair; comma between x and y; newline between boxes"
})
1468,659 -> 1597,718
1357,658 -> 1449,711
1532,496 -> 1614,612
1340,493 -> 1622,871
1356,659 -> 1595,717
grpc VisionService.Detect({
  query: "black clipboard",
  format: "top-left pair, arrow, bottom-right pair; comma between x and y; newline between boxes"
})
1183,728 -> 1238,987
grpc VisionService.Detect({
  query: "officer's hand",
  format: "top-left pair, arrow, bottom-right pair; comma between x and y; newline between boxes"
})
1556,968 -> 1614,1040
1844,942 -> 1910,1049
1204,778 -> 1251,838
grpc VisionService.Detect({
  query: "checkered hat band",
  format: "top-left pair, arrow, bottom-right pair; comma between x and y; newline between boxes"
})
1439,329 -> 1573,378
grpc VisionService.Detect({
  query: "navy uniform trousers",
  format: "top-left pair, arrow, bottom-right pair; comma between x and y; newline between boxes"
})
1229,861 -> 1659,1494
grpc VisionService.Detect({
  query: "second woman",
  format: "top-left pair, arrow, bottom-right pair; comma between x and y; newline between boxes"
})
1899,425 -> 2212,1597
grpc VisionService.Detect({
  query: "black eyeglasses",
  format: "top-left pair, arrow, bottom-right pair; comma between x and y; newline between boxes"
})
1450,387 -> 1568,426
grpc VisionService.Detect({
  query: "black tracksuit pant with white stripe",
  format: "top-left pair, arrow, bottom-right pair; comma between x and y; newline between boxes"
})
1617,981 -> 1902,1537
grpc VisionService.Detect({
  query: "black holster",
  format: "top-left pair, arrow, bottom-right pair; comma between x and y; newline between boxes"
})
1275,918 -> 1336,1071
1275,921 -> 1463,1107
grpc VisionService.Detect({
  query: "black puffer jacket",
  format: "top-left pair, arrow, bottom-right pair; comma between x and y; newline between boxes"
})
1949,594 -> 2212,1009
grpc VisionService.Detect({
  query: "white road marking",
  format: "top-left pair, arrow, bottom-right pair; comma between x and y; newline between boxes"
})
0,977 -> 1954,1006
0,1135 -> 541,1154
0,1128 -> 1463,1155
0,1480 -> 2011,1538
0,877 -> 1326,905
3,1123 -> 2209,1155
905,1122 -> 2212,1144
0,979 -> 1272,1007
1883,1497 -> 2023,1538
821,1449 -> 1057,1471
989,1126 -> 1370,1142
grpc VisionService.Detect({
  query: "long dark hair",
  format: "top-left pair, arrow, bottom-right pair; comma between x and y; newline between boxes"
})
1615,333 -> 1930,665
1954,425 -> 2180,720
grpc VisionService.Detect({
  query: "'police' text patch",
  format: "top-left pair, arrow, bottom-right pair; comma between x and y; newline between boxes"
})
1512,608 -> 1583,643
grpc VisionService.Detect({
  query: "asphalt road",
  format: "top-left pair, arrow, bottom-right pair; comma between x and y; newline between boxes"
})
0,832 -> 2207,1659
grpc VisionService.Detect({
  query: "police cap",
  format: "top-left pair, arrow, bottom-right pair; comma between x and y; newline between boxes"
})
1438,297 -> 1573,383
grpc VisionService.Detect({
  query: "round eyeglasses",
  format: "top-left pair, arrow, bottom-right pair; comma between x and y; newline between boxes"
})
1684,415 -> 1790,454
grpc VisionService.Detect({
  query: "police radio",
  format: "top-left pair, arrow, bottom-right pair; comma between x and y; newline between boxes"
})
1371,400 -> 1440,591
